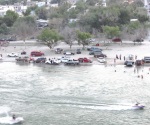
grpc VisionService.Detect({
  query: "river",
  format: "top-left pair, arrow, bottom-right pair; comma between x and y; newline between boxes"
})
0,62 -> 150,125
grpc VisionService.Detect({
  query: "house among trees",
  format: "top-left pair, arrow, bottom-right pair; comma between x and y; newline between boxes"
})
0,5 -> 27,17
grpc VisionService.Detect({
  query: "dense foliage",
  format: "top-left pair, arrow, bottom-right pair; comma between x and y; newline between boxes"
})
0,0 -> 148,43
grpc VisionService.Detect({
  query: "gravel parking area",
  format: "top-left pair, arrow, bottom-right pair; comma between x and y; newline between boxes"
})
0,40 -> 150,65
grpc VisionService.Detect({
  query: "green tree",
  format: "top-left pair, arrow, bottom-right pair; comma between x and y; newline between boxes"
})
3,10 -> 19,27
127,21 -> 141,34
13,16 -> 36,48
0,23 -> 9,34
0,17 -> 4,25
35,7 -> 48,19
0,0 -> 22,5
23,5 -> 38,16
37,28 -> 61,49
103,26 -> 120,39
61,26 -> 77,49
118,9 -> 130,25
77,31 -> 91,49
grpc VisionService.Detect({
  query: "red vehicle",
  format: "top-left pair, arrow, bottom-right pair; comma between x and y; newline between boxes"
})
112,38 -> 122,42
78,58 -> 92,63
30,51 -> 44,56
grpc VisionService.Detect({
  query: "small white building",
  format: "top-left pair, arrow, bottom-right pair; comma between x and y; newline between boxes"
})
0,5 -> 27,17
0,6 -> 14,16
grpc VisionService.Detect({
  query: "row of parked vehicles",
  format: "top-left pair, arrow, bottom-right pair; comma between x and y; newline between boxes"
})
15,56 -> 93,65
124,55 -> 150,67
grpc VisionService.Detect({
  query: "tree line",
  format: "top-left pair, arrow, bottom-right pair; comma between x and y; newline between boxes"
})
0,0 -> 149,49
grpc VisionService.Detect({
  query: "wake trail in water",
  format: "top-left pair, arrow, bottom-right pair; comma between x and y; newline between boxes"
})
45,101 -> 135,111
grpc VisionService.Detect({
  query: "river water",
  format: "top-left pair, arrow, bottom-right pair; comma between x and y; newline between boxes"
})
0,62 -> 150,125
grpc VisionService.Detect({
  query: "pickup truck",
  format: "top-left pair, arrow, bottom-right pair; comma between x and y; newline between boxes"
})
65,59 -> 80,65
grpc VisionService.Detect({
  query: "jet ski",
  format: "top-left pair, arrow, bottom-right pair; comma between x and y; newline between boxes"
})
132,103 -> 145,110
0,116 -> 24,124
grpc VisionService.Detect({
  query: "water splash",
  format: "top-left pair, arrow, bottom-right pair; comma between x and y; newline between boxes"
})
0,106 -> 11,115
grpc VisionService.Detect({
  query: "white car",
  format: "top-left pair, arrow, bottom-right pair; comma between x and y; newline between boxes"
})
63,51 -> 75,55
45,58 -> 61,65
61,58 -> 69,63
97,57 -> 106,63
7,52 -> 19,57
57,56 -> 70,63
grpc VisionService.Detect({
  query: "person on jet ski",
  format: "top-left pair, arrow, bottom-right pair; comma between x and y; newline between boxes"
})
135,102 -> 140,106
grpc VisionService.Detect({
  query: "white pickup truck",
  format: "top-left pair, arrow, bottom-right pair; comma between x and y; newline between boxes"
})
65,59 -> 80,65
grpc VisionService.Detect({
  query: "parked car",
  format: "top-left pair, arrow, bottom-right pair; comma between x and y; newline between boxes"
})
135,60 -> 143,66
94,53 -> 107,58
87,47 -> 102,51
112,38 -> 122,42
31,51 -> 44,57
97,57 -> 106,63
21,51 -> 26,55
33,57 -> 46,63
143,57 -> 150,63
89,50 -> 102,55
63,51 -> 75,55
57,56 -> 70,63
124,61 -> 134,67
65,59 -> 80,65
7,52 -> 19,57
15,56 -> 29,62
61,58 -> 69,63
133,38 -> 144,43
124,60 -> 134,66
78,58 -> 92,63
55,48 -> 63,54
45,58 -> 61,65
76,49 -> 81,54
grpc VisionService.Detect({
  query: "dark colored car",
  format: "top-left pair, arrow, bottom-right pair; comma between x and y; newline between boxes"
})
124,60 -> 134,65
135,60 -> 143,66
112,38 -> 122,42
33,57 -> 46,63
21,51 -> 26,55
76,49 -> 81,54
94,53 -> 107,58
89,49 -> 102,55
31,51 -> 44,57
143,57 -> 150,63
87,47 -> 102,51
124,61 -> 134,67
133,38 -> 144,43
55,48 -> 63,54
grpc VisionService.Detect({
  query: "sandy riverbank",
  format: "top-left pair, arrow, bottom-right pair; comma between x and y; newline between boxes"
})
0,40 -> 150,65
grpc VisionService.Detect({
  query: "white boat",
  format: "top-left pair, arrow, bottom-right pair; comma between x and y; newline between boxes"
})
97,57 -> 106,63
